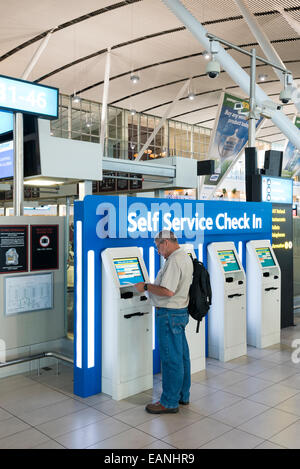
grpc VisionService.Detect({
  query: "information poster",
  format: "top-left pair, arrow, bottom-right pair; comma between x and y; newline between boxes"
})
0,226 -> 28,273
272,204 -> 294,327
31,225 -> 59,271
283,117 -> 300,176
204,92 -> 263,187
5,273 -> 53,316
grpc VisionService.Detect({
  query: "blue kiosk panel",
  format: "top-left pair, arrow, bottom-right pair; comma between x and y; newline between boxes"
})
73,195 -> 272,398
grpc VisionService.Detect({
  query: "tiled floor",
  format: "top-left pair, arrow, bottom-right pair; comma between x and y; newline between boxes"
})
0,318 -> 300,449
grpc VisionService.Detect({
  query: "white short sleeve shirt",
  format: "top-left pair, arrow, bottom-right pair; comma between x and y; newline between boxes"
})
149,247 -> 193,309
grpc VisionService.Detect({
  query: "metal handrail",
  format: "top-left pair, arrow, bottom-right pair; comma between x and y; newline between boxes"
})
0,352 -> 73,368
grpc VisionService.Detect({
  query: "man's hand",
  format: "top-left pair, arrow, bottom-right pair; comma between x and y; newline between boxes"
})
135,282 -> 174,297
134,282 -> 145,293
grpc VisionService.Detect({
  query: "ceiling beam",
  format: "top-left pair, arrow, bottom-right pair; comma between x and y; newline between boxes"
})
106,55 -> 300,108
141,72 -> 300,116
0,0 -> 143,63
31,13 -> 300,84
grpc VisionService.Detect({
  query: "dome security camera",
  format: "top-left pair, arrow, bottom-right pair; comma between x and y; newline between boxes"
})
206,60 -> 220,79
279,88 -> 292,104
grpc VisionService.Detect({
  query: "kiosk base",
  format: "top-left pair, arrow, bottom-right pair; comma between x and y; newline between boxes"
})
186,319 -> 206,374
191,357 -> 206,374
102,375 -> 153,402
209,343 -> 247,363
248,332 -> 281,350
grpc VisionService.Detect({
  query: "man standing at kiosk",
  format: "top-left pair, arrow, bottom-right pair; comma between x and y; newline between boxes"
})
135,230 -> 193,414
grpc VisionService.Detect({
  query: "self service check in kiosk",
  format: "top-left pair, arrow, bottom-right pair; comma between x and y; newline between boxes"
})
246,240 -> 281,348
101,247 -> 153,401
180,244 -> 206,373
208,242 -> 247,362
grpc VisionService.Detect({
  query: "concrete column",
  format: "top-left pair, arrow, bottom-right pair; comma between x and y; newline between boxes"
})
79,181 -> 93,201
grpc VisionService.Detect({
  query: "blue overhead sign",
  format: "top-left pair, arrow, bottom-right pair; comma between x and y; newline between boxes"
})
0,75 -> 58,119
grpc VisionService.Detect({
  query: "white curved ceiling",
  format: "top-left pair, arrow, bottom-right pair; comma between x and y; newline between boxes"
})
1,0 -> 299,143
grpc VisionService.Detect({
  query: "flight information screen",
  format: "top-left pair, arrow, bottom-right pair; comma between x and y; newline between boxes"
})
261,176 -> 293,204
0,75 -> 58,119
0,111 -> 13,136
256,247 -> 276,268
0,141 -> 13,179
113,257 -> 145,286
218,250 -> 240,272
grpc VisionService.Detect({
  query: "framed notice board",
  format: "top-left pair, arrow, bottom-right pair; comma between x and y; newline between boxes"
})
0,225 -> 28,273
31,225 -> 59,271
4,273 -> 53,316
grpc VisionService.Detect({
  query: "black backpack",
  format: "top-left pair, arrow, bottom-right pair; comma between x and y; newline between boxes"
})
188,258 -> 212,333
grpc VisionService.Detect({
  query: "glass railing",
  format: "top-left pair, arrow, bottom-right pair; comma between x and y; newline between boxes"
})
50,94 -> 212,162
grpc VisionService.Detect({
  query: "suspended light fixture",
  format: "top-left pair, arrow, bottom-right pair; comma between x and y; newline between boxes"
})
202,50 -> 210,60
258,74 -> 268,82
86,114 -> 93,128
130,72 -> 140,84
73,93 -> 81,104
188,91 -> 196,101
130,109 -> 137,116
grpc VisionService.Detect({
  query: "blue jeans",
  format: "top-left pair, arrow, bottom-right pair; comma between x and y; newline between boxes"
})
157,307 -> 191,408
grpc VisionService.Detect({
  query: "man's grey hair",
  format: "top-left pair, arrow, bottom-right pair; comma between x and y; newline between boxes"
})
155,230 -> 178,243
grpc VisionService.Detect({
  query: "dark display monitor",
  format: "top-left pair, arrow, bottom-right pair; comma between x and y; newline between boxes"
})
255,247 -> 276,268
113,257 -> 145,286
218,250 -> 240,272
0,141 -> 13,180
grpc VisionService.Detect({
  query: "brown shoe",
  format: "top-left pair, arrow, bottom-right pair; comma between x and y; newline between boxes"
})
145,401 -> 179,414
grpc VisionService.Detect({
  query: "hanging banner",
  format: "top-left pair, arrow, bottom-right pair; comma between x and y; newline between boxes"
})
31,225 -> 59,271
203,92 -> 263,188
283,117 -> 300,176
0,226 -> 28,274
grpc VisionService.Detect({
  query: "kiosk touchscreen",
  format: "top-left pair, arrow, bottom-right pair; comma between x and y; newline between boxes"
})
179,244 -> 206,373
208,242 -> 247,362
113,257 -> 145,286
101,247 -> 153,401
246,240 -> 281,348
